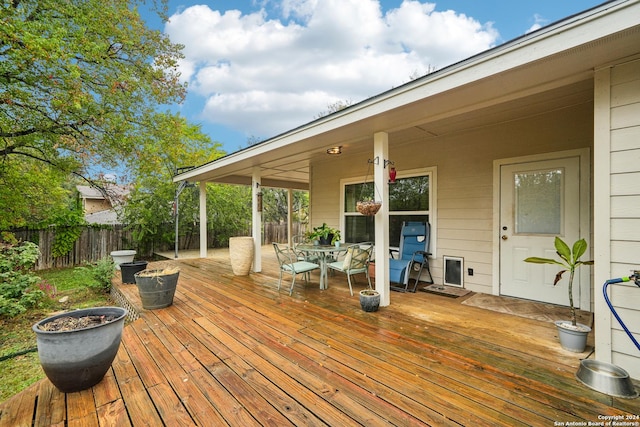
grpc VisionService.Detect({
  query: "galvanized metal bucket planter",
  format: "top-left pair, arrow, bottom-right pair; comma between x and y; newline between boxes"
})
134,268 -> 179,310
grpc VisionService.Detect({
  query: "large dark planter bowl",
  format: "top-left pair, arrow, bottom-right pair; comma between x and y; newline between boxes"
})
120,261 -> 148,284
32,306 -> 127,393
134,269 -> 179,310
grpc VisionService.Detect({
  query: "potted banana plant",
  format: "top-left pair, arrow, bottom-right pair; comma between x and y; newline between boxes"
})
524,237 -> 593,352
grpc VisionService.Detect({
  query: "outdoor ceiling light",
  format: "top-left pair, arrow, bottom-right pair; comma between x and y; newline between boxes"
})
326,146 -> 342,155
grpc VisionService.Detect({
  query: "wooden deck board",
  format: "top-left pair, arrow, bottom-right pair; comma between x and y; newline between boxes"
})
2,250 -> 638,426
34,381 -> 65,426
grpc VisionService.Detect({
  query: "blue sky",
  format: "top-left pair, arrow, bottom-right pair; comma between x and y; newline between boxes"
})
143,0 -> 606,154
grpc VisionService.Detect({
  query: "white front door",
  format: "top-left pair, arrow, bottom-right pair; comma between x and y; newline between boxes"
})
499,156 -> 582,306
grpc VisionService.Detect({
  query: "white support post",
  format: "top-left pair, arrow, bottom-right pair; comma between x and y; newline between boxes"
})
252,168 -> 262,272
199,181 -> 207,258
287,189 -> 294,247
373,132 -> 390,306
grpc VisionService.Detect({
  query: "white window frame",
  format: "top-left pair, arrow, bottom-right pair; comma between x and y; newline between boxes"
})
340,167 -> 437,258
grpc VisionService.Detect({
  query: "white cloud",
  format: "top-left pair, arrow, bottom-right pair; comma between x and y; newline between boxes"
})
526,14 -> 548,34
165,0 -> 499,139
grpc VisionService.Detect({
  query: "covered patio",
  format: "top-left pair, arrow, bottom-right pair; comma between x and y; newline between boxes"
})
170,0 -> 640,380
1,250 -> 637,426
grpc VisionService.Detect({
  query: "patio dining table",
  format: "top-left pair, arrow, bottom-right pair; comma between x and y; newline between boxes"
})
296,243 -> 352,290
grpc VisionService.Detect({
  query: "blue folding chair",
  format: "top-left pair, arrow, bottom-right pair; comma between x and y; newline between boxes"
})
389,221 -> 433,292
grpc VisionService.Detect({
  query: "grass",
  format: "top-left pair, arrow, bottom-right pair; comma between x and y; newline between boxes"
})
0,265 -> 114,403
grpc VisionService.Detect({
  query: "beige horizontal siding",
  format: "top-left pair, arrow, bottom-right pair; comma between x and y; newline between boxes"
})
608,58 -> 640,379
310,102 -> 591,295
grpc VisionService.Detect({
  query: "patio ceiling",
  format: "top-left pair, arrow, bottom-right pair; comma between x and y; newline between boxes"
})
174,0 -> 640,190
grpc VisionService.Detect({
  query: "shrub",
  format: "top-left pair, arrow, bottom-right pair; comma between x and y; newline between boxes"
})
75,257 -> 115,294
0,241 -> 45,317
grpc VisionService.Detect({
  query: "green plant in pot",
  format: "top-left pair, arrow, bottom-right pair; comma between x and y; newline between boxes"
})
307,223 -> 341,245
524,237 -> 593,352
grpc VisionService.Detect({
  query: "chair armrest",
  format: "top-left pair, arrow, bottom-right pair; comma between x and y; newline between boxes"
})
411,251 -> 431,262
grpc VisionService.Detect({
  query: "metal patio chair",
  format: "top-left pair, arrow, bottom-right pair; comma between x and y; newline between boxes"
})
327,243 -> 373,296
273,242 -> 320,295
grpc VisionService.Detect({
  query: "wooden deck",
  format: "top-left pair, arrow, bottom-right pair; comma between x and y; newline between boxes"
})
1,250 -> 638,426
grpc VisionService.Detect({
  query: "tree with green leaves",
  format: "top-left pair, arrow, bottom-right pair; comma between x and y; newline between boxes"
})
121,114 -> 226,253
0,0 -> 186,228
0,155 -> 73,229
261,188 -> 309,225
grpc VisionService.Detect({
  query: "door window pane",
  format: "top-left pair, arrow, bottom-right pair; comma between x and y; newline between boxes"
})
514,168 -> 562,234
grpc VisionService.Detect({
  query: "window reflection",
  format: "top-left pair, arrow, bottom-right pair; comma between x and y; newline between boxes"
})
344,175 -> 430,246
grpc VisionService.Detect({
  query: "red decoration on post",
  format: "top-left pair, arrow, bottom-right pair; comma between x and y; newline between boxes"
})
389,167 -> 397,183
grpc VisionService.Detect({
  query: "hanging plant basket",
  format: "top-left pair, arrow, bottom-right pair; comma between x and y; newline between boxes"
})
357,158 -> 383,216
357,200 -> 382,216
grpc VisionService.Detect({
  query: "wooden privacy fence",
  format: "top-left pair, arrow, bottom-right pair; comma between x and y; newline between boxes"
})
11,226 -> 138,270
9,222 -> 306,270
263,222 -> 305,244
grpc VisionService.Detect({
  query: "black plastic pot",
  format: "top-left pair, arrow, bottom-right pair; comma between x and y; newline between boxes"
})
120,261 -> 148,284
134,269 -> 179,310
319,233 -> 334,246
32,306 -> 127,393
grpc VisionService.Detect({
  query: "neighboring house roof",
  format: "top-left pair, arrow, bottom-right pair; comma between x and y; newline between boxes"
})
77,184 -> 130,224
174,0 -> 640,187
76,185 -> 107,200
76,184 -> 130,205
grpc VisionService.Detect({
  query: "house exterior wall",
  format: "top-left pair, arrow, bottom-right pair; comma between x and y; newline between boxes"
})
594,58 -> 640,379
310,100 -> 592,296
83,198 -> 112,214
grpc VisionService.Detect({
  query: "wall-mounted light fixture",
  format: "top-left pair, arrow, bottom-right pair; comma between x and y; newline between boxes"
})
326,146 -> 342,155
